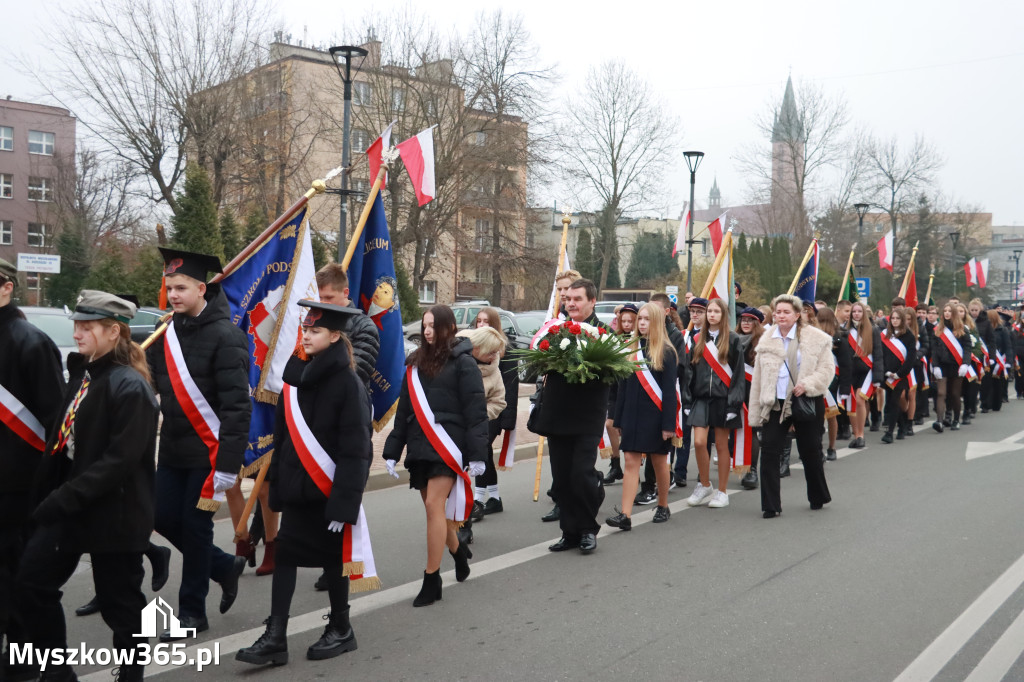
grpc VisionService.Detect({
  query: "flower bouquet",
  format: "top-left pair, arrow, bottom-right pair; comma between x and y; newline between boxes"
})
512,320 -> 640,384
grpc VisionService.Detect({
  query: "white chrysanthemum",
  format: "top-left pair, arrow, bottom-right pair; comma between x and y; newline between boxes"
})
559,338 -> 571,350
578,322 -> 600,337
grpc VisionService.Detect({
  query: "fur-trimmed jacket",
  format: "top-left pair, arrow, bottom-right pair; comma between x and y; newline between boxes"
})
749,323 -> 835,427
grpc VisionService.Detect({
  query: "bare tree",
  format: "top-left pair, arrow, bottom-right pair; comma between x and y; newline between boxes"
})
28,0 -> 273,214
557,61 -> 678,292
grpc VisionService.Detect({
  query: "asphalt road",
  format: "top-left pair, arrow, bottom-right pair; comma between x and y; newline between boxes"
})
38,403 -> 1024,681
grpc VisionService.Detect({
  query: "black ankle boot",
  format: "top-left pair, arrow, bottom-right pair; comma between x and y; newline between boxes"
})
450,541 -> 473,582
413,570 -> 442,607
895,418 -> 906,440
113,663 -> 144,682
881,424 -> 894,444
236,614 -> 289,665
306,608 -> 357,660
602,459 -> 623,485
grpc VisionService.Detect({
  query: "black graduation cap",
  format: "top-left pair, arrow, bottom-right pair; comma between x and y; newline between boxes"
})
298,300 -> 363,332
116,293 -> 141,308
158,247 -> 223,283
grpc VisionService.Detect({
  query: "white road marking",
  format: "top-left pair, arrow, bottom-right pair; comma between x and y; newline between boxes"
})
963,603 -> 1024,682
894,549 -> 1024,682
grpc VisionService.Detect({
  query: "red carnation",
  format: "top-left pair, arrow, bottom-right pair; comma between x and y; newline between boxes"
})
569,323 -> 582,335
539,339 -> 550,351
548,324 -> 562,335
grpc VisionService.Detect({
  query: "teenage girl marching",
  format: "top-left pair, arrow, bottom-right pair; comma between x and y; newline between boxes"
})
682,298 -> 746,509
878,307 -> 917,444
606,303 -> 679,530
846,302 -> 883,448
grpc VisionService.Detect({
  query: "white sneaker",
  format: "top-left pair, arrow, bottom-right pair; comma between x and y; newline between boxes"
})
708,490 -> 730,508
686,483 -> 713,506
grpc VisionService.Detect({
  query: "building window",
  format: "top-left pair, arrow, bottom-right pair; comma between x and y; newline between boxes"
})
419,280 -> 436,304
27,223 -> 50,248
25,273 -> 40,291
391,88 -> 405,113
0,127 -> 12,151
0,174 -> 11,199
1003,270 -> 1020,284
473,131 -> 487,146
353,82 -> 371,106
525,231 -> 534,249
0,221 -> 11,245
28,177 -> 52,202
474,265 -> 492,284
423,238 -> 437,257
28,131 -> 55,156
474,219 -> 491,252
701,239 -> 708,256
351,128 -> 371,153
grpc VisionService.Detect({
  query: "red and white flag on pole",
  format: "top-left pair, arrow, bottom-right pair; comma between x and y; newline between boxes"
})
878,231 -> 893,272
365,120 -> 395,189
709,230 -> 733,301
672,202 -> 689,256
976,258 -> 989,288
396,126 -> 436,206
965,258 -> 977,287
707,211 -> 728,257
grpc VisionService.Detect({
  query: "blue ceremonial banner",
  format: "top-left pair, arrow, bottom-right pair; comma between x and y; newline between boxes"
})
220,207 -> 316,473
347,193 -> 404,430
792,240 -> 819,304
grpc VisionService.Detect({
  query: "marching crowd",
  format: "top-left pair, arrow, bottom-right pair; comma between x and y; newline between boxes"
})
1,249 -> 1022,681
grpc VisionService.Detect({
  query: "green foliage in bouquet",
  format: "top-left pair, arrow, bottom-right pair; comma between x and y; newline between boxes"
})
511,320 -> 641,384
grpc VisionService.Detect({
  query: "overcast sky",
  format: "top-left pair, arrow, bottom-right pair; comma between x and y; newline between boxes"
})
5,0 -> 1023,225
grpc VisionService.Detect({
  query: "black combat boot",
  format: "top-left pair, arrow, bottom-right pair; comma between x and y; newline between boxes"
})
236,615 -> 289,665
306,609 -> 357,660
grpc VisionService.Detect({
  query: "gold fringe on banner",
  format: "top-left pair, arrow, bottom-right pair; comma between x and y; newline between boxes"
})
253,388 -> 280,405
372,399 -> 399,433
342,561 -> 365,578
195,498 -> 221,512
732,464 -> 750,475
239,450 -> 273,479
349,575 -> 382,594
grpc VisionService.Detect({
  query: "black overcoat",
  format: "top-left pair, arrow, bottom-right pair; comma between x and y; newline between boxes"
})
614,342 -> 678,453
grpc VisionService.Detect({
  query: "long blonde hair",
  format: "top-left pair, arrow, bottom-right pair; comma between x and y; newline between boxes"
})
958,304 -> 977,333
631,302 -> 676,371
692,298 -> 730,364
851,301 -> 874,356
935,303 -> 965,338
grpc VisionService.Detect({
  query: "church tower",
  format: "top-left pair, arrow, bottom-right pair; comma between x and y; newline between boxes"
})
770,76 -> 805,209
708,176 -> 721,211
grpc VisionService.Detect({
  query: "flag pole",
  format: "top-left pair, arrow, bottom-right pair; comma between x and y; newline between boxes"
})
898,241 -> 920,298
837,249 -> 856,307
685,229 -> 733,332
140,179 -> 328,351
787,237 -> 818,295
341,162 -> 390,270
925,271 -> 935,304
533,212 -> 573,502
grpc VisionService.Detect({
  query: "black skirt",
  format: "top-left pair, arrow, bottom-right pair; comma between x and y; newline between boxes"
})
688,398 -> 741,429
277,503 -> 344,568
407,460 -> 456,491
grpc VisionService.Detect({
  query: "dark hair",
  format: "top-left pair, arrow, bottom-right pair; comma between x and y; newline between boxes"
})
568,278 -> 597,302
891,296 -> 906,307
315,263 -> 348,291
650,293 -> 672,307
412,305 -> 458,377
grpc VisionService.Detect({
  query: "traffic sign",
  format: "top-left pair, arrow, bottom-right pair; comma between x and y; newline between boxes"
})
667,294 -> 678,305
17,253 -> 61,274
665,285 -> 679,295
856,277 -> 870,299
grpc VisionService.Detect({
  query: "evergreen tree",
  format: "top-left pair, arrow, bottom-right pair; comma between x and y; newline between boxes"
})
606,245 -> 621,289
170,164 -> 223,258
83,246 -> 129,294
243,205 -> 269,244
124,247 -> 166,307
575,228 -> 596,281
47,225 -> 91,307
624,232 -> 677,288
395,259 -> 421,324
310,227 -> 329,271
218,207 -> 242,260
735,233 -> 749,271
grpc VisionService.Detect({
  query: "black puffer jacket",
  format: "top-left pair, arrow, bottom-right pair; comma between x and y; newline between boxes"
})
382,337 -> 488,465
932,322 -> 969,371
496,348 -> 519,431
994,324 -> 1013,366
833,329 -> 853,397
343,311 -> 380,388
881,329 -> 917,379
147,285 -> 251,473
680,331 -> 746,415
0,304 -> 65,525
32,352 -> 158,553
268,339 -> 371,526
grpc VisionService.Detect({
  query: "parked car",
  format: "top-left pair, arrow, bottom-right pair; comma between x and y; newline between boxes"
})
594,301 -> 636,314
403,301 -> 499,344
130,307 -> 168,344
21,306 -> 76,375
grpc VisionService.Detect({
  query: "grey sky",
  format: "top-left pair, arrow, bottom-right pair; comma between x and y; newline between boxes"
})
5,0 -> 1023,225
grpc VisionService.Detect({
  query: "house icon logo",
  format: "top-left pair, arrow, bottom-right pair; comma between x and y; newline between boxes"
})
134,597 -> 197,639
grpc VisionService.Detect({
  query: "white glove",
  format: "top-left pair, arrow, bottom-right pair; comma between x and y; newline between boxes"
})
958,365 -> 970,377
839,395 -> 849,403
328,521 -> 344,533
932,366 -> 943,380
385,459 -> 399,479
886,372 -> 898,382
212,471 -> 237,493
467,461 -> 486,477
726,412 -> 738,422
684,409 -> 691,417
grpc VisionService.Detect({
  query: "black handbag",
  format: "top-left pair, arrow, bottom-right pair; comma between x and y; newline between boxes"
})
526,381 -> 546,435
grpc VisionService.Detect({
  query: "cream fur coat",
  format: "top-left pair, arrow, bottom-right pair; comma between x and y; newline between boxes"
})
749,323 -> 835,426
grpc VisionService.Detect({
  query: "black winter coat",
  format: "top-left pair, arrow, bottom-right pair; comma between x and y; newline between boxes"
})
147,285 -> 251,473
0,304 -> 65,525
917,319 -> 932,365
32,352 -> 158,553
974,312 -> 995,354
382,337 -> 488,465
614,342 -> 677,453
881,329 -> 917,379
932,322 -> 969,371
833,329 -> 853,397
343,310 -> 380,388
495,349 -> 519,431
268,340 -> 371,526
994,325 -> 1013,363
849,326 -> 884,385
681,331 -> 746,415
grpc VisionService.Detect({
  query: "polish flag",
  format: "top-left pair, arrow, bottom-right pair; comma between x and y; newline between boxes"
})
965,258 -> 977,287
707,211 -> 727,256
365,120 -> 395,189
904,264 -> 918,308
709,231 -> 732,302
672,202 -> 689,256
976,258 -> 989,288
396,126 -> 436,207
878,231 -> 893,272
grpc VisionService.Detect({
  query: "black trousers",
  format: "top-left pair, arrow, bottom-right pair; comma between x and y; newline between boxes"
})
760,400 -> 831,514
547,433 -> 604,537
0,517 -> 29,647
883,381 -> 907,428
15,524 -> 146,659
475,421 -> 503,489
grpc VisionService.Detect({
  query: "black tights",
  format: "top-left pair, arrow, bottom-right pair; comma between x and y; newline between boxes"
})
272,561 -> 349,618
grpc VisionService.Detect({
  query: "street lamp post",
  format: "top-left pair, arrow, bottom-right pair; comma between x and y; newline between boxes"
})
854,203 -> 869,239
683,151 -> 704,293
1012,249 -> 1022,303
950,231 -> 960,297
328,45 -> 369,261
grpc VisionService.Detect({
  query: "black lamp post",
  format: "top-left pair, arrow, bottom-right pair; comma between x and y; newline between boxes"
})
1012,249 -> 1022,302
950,231 -> 960,297
683,151 -> 704,293
854,203 -> 869,239
328,45 -> 369,261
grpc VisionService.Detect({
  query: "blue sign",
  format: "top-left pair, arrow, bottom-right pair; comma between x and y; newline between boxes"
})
667,294 -> 678,305
856,277 -> 871,299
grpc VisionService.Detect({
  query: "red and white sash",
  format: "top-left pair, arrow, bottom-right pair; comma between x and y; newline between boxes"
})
920,351 -> 931,389
497,428 -> 517,470
164,322 -> 222,510
731,404 -> 752,472
0,382 -> 46,452
940,327 -> 964,366
407,367 -> 474,523
701,343 -> 733,387
849,329 -> 876,399
675,381 -> 684,439
599,423 -> 614,458
979,339 -> 991,369
282,383 -> 379,591
880,330 -> 908,388
633,349 -> 682,436
996,351 -> 1009,379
